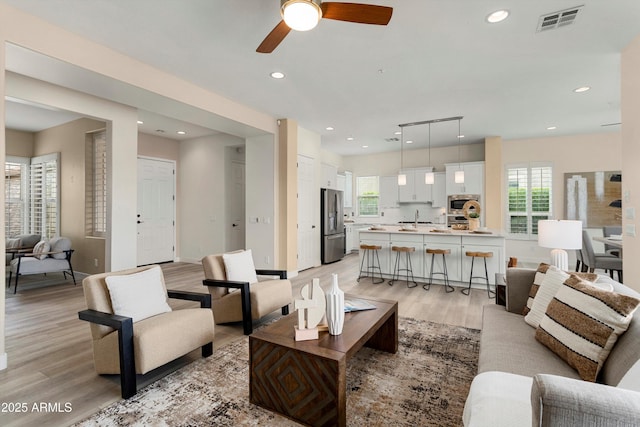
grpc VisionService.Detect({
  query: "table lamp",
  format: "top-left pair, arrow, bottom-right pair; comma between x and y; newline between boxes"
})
537,220 -> 582,271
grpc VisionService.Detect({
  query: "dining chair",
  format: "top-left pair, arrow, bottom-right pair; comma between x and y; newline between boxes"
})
581,229 -> 623,282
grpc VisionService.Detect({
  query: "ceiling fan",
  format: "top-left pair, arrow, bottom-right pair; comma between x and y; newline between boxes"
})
257,0 -> 393,53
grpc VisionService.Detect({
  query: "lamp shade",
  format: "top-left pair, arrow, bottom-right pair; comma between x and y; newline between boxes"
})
425,171 -> 435,184
454,170 -> 465,184
398,173 -> 407,186
537,220 -> 582,250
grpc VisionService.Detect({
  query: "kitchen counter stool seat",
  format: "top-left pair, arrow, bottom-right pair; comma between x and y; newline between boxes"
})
389,246 -> 417,288
357,244 -> 384,284
462,251 -> 494,297
424,248 -> 454,293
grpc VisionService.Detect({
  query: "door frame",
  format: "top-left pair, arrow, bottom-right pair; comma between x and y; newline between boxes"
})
137,155 -> 177,265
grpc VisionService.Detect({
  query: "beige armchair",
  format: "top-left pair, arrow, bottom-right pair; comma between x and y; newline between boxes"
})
78,265 -> 215,399
202,251 -> 292,335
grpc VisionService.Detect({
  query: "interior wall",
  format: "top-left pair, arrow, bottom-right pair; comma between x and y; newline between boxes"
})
246,134 -> 277,269
502,131 -> 622,266
6,128 -> 34,157
34,118 -> 106,274
622,34 -> 640,292
178,133 -> 244,263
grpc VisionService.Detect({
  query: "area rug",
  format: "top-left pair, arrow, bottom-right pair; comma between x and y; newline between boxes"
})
75,318 -> 480,426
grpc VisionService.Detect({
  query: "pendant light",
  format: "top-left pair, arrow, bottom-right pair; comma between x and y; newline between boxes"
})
425,123 -> 434,184
398,126 -> 407,185
454,118 -> 465,184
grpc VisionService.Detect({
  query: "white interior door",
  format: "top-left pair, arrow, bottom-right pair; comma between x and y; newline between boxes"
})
227,161 -> 246,251
297,154 -> 316,271
137,157 -> 176,266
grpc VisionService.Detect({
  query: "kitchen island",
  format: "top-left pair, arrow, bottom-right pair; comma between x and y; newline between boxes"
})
358,226 -> 505,287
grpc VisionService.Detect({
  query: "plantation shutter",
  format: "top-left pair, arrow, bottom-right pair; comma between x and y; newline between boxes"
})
5,158 -> 28,237
506,163 -> 552,238
357,176 -> 379,216
86,130 -> 107,237
30,153 -> 60,239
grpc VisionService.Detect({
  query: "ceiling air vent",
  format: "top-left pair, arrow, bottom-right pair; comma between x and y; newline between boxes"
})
385,137 -> 400,142
537,5 -> 584,32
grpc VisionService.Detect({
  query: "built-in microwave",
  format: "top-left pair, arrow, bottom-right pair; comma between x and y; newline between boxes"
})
448,194 -> 481,215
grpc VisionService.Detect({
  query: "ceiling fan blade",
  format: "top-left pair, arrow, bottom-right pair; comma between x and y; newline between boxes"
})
256,20 -> 291,53
320,2 -> 393,25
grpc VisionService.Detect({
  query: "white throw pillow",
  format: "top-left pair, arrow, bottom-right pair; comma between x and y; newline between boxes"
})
524,266 -> 570,328
32,240 -> 50,260
222,250 -> 258,284
105,266 -> 172,323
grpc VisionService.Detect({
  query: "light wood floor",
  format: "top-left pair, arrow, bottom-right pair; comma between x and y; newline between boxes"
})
0,253 -> 494,426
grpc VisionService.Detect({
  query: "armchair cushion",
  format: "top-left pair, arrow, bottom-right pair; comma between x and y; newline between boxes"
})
33,240 -> 50,260
105,265 -> 172,323
48,236 -> 71,259
222,249 -> 258,285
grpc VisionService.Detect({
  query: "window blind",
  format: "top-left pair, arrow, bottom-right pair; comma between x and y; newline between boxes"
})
30,153 -> 59,239
506,163 -> 552,238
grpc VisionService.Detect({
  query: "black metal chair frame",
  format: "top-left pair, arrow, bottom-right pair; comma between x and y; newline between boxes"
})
203,269 -> 290,335
78,290 -> 213,399
8,249 -> 76,294
357,246 -> 384,284
462,254 -> 495,298
389,248 -> 417,288
424,250 -> 454,293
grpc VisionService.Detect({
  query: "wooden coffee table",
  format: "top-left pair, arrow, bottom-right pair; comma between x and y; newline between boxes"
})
249,294 -> 398,427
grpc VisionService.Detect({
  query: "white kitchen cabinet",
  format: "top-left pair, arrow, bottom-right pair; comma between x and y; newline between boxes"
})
460,236 -> 505,285
389,233 -> 425,279
379,175 -> 399,208
344,171 -> 353,208
445,161 -> 484,196
422,235 -> 462,283
321,163 -> 338,189
359,232 -> 391,275
431,172 -> 447,208
398,167 -> 433,203
336,173 -> 345,192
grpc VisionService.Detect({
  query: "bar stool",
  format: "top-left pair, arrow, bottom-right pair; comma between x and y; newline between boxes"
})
389,246 -> 417,288
424,248 -> 454,293
357,244 -> 384,284
462,251 -> 494,297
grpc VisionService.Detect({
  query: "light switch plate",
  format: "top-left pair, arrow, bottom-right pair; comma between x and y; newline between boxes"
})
626,207 -> 635,220
625,224 -> 636,237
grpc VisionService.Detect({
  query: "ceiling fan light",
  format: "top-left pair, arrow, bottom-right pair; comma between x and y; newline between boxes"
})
281,0 -> 322,31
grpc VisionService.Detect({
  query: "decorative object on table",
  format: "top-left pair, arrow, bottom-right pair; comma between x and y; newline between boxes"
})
294,278 -> 325,341
462,199 -> 482,231
325,273 -> 345,335
537,219 -> 582,271
344,298 -> 377,312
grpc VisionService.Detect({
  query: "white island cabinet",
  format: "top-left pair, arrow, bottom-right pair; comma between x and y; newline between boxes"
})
358,227 -> 505,287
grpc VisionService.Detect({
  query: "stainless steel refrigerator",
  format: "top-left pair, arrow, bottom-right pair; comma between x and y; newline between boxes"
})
321,188 -> 345,264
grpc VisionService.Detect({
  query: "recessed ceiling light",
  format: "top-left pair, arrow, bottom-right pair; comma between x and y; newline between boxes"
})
458,135 -> 465,139
346,137 -> 354,141
177,131 -> 187,135
362,145 -> 369,148
270,71 -> 285,79
326,126 -> 334,131
406,140 -> 413,144
137,120 -> 144,125
394,131 -> 401,135
574,86 -> 591,93
547,126 -> 557,130
486,9 -> 509,23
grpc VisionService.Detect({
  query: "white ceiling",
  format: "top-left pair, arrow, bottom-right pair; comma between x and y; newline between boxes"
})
3,0 -> 640,154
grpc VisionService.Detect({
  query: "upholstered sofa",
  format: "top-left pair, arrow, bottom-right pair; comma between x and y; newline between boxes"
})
463,267 -> 640,426
5,233 -> 40,265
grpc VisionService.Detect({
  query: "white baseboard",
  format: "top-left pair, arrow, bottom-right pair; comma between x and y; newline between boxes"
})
0,352 -> 7,370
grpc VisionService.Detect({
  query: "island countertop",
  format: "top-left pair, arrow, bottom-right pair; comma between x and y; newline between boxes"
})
359,225 -> 504,238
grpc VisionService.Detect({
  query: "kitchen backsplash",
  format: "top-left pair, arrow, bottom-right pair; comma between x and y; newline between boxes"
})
345,203 -> 447,225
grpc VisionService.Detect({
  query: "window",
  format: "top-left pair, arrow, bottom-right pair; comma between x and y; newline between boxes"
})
85,130 -> 107,237
29,153 -> 60,240
5,156 -> 29,237
506,163 -> 552,238
357,176 -> 379,216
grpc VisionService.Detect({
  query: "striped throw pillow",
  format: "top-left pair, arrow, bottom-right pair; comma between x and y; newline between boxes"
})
536,275 -> 640,382
523,263 -> 550,316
